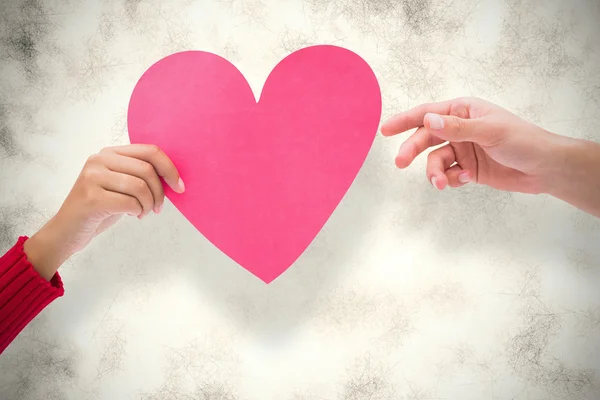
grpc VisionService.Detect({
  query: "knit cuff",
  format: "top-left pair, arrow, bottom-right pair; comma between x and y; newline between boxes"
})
0,236 -> 64,353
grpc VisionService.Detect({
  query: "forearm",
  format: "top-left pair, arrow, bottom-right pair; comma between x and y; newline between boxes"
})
23,216 -> 73,281
545,136 -> 600,218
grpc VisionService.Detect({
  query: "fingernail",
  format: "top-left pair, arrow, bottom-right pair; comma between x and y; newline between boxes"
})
459,172 -> 471,183
428,113 -> 444,130
155,202 -> 164,214
177,177 -> 185,193
431,176 -> 439,189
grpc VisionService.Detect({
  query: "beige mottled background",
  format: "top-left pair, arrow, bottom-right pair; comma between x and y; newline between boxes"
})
1,0 -> 600,399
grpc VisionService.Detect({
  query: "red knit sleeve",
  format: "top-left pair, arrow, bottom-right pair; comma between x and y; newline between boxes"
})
0,236 -> 64,354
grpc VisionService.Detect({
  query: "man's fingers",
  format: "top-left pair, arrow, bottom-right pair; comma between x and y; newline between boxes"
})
103,144 -> 185,193
424,113 -> 489,144
100,153 -> 165,214
426,144 -> 456,190
381,100 -> 453,136
99,170 -> 155,218
445,165 -> 472,188
395,127 -> 445,168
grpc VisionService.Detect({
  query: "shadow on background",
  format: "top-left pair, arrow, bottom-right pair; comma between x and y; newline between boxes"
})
64,129 -> 570,345
85,135 -> 391,344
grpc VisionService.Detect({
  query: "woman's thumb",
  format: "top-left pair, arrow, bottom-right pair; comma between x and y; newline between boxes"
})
425,113 -> 481,143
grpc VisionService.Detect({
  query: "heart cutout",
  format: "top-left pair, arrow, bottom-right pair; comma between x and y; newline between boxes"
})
128,45 -> 382,283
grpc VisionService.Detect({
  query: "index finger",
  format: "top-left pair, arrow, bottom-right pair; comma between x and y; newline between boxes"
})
106,144 -> 185,193
381,100 -> 453,137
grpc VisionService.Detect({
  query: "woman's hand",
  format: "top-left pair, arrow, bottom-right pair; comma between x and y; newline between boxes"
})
24,144 -> 184,280
381,97 -> 562,194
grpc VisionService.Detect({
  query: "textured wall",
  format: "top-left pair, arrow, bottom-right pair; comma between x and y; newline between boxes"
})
0,0 -> 599,399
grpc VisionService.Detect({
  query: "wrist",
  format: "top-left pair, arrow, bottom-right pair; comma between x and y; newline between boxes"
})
536,132 -> 581,196
23,215 -> 74,281
539,134 -> 600,217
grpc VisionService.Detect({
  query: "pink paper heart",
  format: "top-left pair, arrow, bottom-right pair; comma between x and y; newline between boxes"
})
128,45 -> 381,283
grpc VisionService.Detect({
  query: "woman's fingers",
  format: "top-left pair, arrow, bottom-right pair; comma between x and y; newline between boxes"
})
99,170 -> 155,218
396,127 -> 445,168
100,152 -> 165,214
102,144 -> 185,194
381,100 -> 454,136
101,190 -> 144,216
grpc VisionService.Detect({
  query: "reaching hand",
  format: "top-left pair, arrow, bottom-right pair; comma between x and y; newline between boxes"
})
381,97 -> 600,218
381,97 -> 561,194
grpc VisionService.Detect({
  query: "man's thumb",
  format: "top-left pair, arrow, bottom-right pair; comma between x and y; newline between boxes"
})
424,113 -> 479,142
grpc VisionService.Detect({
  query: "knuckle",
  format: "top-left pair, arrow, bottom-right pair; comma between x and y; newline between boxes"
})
134,178 -> 149,193
455,96 -> 474,107
142,161 -> 156,176
452,117 -> 465,131
85,153 -> 101,166
86,153 -> 110,169
82,186 -> 100,207
99,146 -> 114,154
80,165 -> 100,182
454,99 -> 471,117
132,181 -> 152,208
147,144 -> 161,156
456,109 -> 469,120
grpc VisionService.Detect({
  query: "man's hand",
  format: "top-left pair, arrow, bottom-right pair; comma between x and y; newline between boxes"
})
381,97 -> 600,217
381,97 -> 562,193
